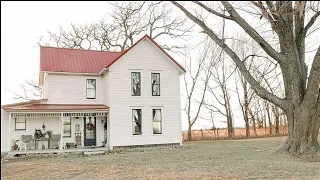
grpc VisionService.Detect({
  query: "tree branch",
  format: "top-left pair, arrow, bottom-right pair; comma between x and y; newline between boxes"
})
220,1 -> 286,64
171,1 -> 288,109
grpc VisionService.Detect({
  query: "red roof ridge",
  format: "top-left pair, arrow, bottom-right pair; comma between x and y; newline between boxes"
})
40,46 -> 123,53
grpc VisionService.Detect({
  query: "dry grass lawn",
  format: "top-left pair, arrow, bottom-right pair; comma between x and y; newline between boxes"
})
1,136 -> 320,180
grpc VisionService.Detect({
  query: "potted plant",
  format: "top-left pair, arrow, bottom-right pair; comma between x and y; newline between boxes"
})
46,130 -> 53,138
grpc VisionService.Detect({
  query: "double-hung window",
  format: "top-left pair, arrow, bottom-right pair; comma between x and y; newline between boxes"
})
15,117 -> 26,130
151,73 -> 160,96
86,79 -> 96,99
152,109 -> 162,134
132,109 -> 142,135
131,72 -> 141,96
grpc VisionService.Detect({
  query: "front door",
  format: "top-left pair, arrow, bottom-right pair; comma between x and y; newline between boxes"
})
84,117 -> 96,146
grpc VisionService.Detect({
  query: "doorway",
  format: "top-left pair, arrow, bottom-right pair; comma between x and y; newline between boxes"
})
84,117 -> 96,146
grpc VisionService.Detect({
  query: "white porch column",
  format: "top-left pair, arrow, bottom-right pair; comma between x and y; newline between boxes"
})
8,112 -> 12,151
60,113 -> 63,150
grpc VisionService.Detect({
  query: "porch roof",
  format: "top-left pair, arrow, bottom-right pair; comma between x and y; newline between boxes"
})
2,104 -> 109,112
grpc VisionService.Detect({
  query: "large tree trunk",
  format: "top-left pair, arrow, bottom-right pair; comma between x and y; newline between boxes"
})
282,107 -> 320,154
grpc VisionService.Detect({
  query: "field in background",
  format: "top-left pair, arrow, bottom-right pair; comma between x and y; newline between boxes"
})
2,136 -> 320,179
183,127 -> 289,141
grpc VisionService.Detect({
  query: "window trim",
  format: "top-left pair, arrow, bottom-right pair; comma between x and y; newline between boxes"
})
86,79 -> 96,99
151,73 -> 160,96
131,72 -> 141,96
152,109 -> 162,134
62,117 -> 71,137
15,117 -> 26,131
132,109 -> 142,135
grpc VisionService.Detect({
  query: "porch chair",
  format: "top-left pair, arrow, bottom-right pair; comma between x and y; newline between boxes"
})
22,135 -> 34,150
50,134 -> 66,149
16,140 -> 27,151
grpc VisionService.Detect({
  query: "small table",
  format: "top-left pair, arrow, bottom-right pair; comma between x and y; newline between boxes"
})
34,137 -> 50,150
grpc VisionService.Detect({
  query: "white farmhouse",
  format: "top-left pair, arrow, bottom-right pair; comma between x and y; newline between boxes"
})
1,35 -> 186,152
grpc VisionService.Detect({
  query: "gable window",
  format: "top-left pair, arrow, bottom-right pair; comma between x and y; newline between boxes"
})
15,117 -> 26,130
152,109 -> 162,134
132,109 -> 142,135
63,117 -> 71,137
131,72 -> 141,96
151,73 -> 160,96
86,79 -> 96,99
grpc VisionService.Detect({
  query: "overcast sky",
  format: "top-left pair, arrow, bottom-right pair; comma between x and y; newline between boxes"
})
2,2 -> 319,131
1,1 -> 111,105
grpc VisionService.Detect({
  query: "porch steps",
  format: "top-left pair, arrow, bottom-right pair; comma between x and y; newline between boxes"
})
83,150 -> 105,155
6,148 -> 108,158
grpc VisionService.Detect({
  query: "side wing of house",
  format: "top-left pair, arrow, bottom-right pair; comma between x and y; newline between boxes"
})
43,73 -> 108,105
108,38 -> 183,147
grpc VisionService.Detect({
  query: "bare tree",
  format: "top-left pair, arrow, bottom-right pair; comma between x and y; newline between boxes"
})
183,39 -> 217,141
10,80 -> 42,101
40,2 -> 193,54
172,1 -> 320,155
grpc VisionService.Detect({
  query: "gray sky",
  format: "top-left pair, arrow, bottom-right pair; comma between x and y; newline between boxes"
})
2,2 -> 319,131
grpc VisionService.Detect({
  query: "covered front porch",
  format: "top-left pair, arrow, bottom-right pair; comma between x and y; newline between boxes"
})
2,102 -> 110,152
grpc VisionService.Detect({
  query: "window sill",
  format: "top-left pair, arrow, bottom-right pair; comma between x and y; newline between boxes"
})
152,133 -> 163,136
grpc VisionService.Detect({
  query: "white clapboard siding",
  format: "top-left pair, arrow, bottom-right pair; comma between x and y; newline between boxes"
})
1,109 -> 10,152
46,74 -> 106,104
109,38 -> 182,147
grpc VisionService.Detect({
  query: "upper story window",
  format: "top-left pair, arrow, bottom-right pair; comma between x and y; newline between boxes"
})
86,79 -> 96,99
131,72 -> 141,96
151,73 -> 160,96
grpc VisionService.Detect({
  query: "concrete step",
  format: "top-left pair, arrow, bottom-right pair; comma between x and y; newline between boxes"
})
83,151 -> 105,155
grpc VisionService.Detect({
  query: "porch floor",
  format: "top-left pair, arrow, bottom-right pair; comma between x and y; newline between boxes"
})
7,147 -> 108,156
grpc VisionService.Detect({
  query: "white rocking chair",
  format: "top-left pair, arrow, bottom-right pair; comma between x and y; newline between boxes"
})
16,140 -> 27,151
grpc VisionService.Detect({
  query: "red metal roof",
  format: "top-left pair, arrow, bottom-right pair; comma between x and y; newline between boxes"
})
40,35 -> 186,74
40,47 -> 122,74
2,104 -> 109,111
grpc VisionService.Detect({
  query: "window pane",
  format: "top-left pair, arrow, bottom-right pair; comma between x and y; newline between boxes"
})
63,125 -> 71,137
87,79 -> 96,88
16,123 -> 26,130
15,118 -> 26,123
153,122 -> 161,134
132,109 -> 142,135
151,73 -> 160,84
153,109 -> 161,134
153,109 -> 161,122
152,85 -> 160,96
87,89 -> 96,99
133,121 -> 141,135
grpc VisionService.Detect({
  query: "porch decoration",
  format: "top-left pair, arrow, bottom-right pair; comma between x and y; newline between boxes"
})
86,121 -> 95,130
34,128 -> 45,138
46,130 -> 53,138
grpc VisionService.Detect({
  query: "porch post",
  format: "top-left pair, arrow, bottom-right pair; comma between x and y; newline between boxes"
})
60,113 -> 63,150
8,112 -> 12,151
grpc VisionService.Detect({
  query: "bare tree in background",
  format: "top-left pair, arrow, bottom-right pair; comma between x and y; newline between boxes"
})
39,1 -> 192,54
183,39 -> 217,141
172,1 -> 320,155
10,80 -> 42,101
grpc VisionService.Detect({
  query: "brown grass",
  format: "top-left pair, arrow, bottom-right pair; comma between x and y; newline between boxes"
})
183,127 -> 289,141
1,136 -> 320,180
